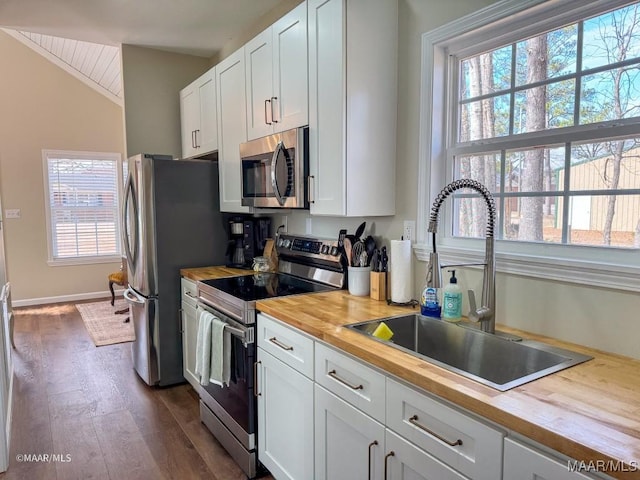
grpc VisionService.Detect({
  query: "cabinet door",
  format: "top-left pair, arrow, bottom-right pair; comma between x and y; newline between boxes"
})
216,48 -> 250,213
315,384 -> 385,480
181,302 -> 199,390
308,0 -> 346,215
196,68 -> 218,154
180,82 -> 199,159
503,438 -> 594,480
385,430 -> 466,480
272,1 -> 308,133
257,348 -> 314,480
245,29 -> 274,140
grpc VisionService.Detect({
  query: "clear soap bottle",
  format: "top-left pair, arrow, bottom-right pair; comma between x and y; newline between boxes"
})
442,270 -> 462,322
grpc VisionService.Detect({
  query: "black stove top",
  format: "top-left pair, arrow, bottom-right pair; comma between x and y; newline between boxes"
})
199,273 -> 336,302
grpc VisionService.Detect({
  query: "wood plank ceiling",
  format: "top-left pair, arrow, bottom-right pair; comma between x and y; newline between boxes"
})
17,30 -> 121,99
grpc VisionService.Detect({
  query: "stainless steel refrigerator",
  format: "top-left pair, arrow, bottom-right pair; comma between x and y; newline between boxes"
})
122,154 -> 226,386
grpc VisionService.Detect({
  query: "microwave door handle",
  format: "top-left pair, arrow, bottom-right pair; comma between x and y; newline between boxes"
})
270,141 -> 286,206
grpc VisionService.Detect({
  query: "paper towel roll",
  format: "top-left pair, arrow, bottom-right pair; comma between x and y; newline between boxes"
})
390,240 -> 412,303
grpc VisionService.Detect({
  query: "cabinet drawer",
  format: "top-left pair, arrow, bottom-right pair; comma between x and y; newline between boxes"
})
257,313 -> 314,378
315,342 -> 385,420
181,278 -> 198,307
386,378 -> 503,480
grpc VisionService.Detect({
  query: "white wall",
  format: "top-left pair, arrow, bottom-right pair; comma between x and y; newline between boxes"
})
0,30 -> 126,303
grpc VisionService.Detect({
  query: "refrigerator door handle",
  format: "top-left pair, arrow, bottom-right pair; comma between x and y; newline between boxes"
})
122,172 -> 138,276
123,286 -> 145,305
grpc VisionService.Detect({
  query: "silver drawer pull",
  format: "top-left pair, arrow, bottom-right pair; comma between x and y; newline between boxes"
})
185,291 -> 197,298
409,415 -> 463,447
269,336 -> 293,351
328,369 -> 363,390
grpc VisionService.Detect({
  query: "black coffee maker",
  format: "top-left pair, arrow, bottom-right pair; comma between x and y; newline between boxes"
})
226,216 -> 271,268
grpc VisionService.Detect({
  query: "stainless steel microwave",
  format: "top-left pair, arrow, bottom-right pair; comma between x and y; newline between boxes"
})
240,127 -> 309,209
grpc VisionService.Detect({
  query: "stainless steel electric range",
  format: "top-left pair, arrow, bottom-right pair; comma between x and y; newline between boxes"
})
195,233 -> 345,478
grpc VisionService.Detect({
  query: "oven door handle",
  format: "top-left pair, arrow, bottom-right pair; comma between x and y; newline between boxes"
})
196,299 -> 254,345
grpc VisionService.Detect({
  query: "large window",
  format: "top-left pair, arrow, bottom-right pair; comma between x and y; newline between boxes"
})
417,0 -> 640,291
43,150 -> 123,265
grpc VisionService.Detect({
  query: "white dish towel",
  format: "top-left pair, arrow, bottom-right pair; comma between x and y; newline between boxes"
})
209,316 -> 231,387
195,309 -> 213,386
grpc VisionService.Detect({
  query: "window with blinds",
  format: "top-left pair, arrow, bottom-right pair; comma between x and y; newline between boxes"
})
43,150 -> 122,265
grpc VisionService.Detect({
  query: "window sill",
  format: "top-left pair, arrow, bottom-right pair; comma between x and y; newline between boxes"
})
47,256 -> 122,267
413,243 -> 640,293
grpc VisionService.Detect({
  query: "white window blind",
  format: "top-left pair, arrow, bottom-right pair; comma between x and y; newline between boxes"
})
43,150 -> 122,265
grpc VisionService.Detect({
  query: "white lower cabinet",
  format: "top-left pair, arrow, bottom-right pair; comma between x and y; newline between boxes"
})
257,347 -> 313,480
503,438 -> 595,480
180,278 -> 199,391
315,384 -> 385,480
385,429 -> 467,480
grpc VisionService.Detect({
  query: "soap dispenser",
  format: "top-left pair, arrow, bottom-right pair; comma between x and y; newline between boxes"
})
442,270 -> 462,322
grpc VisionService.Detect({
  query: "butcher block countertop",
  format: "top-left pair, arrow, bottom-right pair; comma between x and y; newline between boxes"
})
257,290 -> 640,479
180,266 -> 249,281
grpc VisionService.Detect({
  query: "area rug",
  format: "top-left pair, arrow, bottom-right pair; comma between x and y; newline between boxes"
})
75,299 -> 135,346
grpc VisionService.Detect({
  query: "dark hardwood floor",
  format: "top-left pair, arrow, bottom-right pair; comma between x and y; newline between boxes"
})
1,300 -> 263,480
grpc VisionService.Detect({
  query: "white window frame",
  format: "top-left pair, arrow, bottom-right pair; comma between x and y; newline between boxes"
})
415,0 -> 640,292
42,149 -> 124,266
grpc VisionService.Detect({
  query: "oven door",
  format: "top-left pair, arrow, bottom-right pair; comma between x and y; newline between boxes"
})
195,300 -> 256,450
240,127 -> 308,209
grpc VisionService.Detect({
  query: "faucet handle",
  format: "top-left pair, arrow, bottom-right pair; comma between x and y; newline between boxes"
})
467,289 -> 491,323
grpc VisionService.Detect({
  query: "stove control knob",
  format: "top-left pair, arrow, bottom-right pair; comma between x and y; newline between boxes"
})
321,245 -> 329,254
330,246 -> 339,256
283,239 -> 292,248
277,237 -> 284,247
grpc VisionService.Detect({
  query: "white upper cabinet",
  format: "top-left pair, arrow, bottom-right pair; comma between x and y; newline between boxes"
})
308,0 -> 398,216
245,1 -> 308,140
216,49 -> 251,213
180,67 -> 218,159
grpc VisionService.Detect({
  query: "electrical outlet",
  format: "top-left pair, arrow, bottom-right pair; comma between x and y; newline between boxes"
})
305,217 -> 313,234
5,209 -> 21,219
403,220 -> 415,243
281,215 -> 288,233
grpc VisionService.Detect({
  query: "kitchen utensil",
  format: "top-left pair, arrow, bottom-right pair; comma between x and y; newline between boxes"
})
365,235 -> 376,260
370,249 -> 379,272
380,246 -> 388,272
343,238 -> 353,267
352,240 -> 365,267
359,251 -> 368,268
354,222 -> 366,242
338,229 -> 347,248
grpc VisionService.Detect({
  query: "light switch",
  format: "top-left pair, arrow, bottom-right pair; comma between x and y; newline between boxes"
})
5,209 -> 21,219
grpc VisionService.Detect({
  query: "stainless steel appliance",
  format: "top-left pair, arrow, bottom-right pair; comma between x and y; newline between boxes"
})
122,153 -> 227,386
195,233 -> 345,478
240,127 -> 309,209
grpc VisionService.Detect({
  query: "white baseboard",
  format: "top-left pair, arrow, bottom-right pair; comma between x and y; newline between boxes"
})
12,288 -> 125,307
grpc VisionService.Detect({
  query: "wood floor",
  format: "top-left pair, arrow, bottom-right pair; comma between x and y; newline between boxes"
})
1,300 -> 265,480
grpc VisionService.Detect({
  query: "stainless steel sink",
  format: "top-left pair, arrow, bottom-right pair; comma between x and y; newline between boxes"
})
346,314 -> 592,391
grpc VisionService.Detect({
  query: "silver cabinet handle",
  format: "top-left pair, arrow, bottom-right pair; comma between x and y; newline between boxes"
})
368,440 -> 378,480
191,130 -> 196,148
264,99 -> 272,125
178,309 -> 184,333
185,291 -> 197,299
254,360 -> 261,396
269,336 -> 293,351
384,451 -> 395,479
271,96 -> 278,123
195,129 -> 200,148
327,369 -> 363,390
409,415 -> 463,446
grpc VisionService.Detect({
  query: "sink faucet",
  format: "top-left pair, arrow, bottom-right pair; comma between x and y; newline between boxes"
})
426,179 -> 497,333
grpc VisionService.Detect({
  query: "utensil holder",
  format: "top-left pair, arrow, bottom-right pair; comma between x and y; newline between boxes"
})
370,272 -> 387,301
348,266 -> 371,296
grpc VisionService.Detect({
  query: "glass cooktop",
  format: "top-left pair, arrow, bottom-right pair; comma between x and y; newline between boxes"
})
200,273 -> 336,302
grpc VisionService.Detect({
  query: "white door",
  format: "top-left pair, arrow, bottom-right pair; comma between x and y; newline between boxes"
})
216,48 -> 250,213
180,83 -> 199,159
196,69 -> 218,154
385,430 -> 466,480
315,384 -> 385,480
245,29 -> 274,140
181,302 -> 198,389
257,348 -> 314,480
308,0 -> 346,215
272,1 -> 308,133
